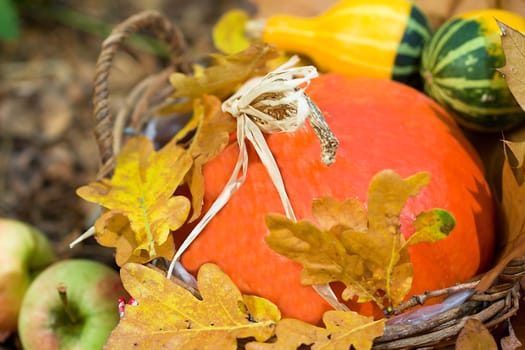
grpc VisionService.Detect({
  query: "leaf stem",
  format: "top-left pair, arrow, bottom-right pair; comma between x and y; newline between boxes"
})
69,225 -> 95,248
57,283 -> 78,324
139,196 -> 156,256
386,235 -> 397,308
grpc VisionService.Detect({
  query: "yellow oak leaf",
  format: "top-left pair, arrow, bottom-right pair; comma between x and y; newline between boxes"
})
246,311 -> 385,350
265,169 -> 456,309
93,211 -> 176,266
243,295 -> 282,324
76,136 -> 192,265
158,43 -> 278,114
176,95 -> 237,221
104,263 -> 279,349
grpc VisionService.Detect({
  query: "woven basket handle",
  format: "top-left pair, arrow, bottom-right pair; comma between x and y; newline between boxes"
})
93,10 -> 190,178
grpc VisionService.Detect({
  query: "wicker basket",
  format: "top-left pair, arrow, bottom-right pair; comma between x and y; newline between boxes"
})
91,10 -> 524,349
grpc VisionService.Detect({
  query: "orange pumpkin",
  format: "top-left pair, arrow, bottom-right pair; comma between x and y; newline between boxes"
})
179,74 -> 495,324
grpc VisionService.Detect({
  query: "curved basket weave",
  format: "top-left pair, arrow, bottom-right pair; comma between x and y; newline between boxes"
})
91,10 -> 524,349
92,10 -> 191,178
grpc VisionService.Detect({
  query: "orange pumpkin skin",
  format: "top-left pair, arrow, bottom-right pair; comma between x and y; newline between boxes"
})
180,74 -> 495,324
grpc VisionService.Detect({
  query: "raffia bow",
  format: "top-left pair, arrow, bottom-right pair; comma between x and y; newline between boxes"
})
168,56 -> 343,310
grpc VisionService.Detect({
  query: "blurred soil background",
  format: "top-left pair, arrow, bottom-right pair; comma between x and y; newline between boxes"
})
1,0 -> 525,348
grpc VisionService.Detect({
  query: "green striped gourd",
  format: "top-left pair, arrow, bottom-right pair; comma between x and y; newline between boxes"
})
421,9 -> 525,132
260,0 -> 432,87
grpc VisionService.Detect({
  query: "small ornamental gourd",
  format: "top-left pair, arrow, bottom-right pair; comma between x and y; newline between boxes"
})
421,9 -> 525,132
178,74 -> 496,325
255,0 -> 432,87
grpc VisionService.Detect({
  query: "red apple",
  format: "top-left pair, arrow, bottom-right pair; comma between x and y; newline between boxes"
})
18,259 -> 126,350
0,218 -> 57,335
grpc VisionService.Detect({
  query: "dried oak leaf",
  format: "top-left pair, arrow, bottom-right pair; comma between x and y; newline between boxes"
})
246,311 -> 385,350
175,95 -> 236,221
159,43 -> 278,114
76,136 -> 192,266
477,140 -> 525,291
265,169 -> 455,309
499,140 -> 525,257
104,263 -> 279,349
476,21 -> 525,291
497,20 -> 525,112
455,318 -> 497,350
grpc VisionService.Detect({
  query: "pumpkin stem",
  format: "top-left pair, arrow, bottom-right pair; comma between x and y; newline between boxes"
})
306,95 -> 339,165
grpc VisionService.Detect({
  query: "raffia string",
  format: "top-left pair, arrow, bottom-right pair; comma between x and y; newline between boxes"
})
167,56 -> 343,309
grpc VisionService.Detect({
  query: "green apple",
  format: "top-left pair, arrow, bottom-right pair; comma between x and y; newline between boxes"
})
18,259 -> 126,350
0,218 -> 57,334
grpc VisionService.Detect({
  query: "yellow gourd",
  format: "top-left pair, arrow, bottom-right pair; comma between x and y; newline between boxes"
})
259,0 -> 432,86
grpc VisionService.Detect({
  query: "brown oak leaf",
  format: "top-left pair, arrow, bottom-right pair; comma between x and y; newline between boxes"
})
246,311 -> 385,350
159,43 -> 278,114
265,169 -> 455,309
